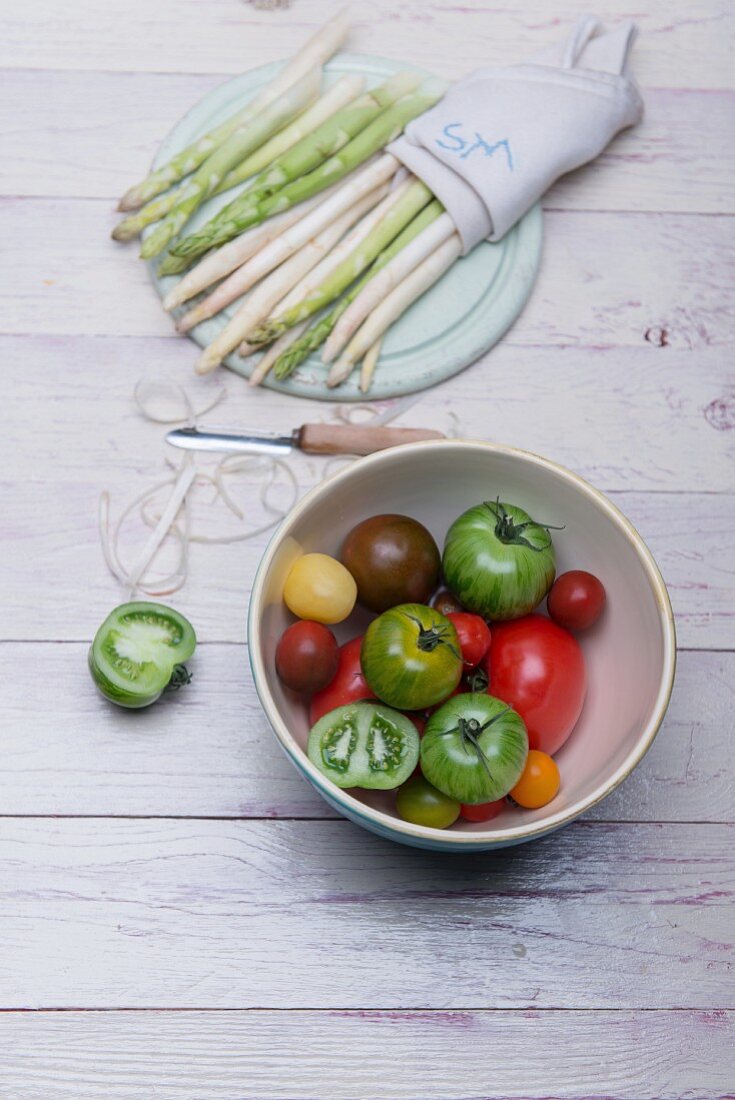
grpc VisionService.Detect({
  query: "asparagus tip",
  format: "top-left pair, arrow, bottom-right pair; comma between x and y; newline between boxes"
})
118,187 -> 143,212
177,307 -> 207,333
195,351 -> 220,375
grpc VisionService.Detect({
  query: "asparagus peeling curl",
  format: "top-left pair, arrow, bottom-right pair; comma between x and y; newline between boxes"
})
164,81 -> 447,270
327,233 -> 463,387
113,75 -> 365,242
268,199 -> 445,382
118,8 -> 350,211
140,67 -> 321,260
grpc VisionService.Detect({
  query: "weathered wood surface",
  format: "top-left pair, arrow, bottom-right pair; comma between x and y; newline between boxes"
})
0,818 -> 732,1009
4,70 -> 734,215
5,334 -> 734,493
1,646 -> 731,822
1,1009 -> 733,1100
3,0 -> 732,90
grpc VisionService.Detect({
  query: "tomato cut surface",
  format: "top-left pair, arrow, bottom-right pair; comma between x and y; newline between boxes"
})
308,702 -> 420,790
89,602 -> 196,709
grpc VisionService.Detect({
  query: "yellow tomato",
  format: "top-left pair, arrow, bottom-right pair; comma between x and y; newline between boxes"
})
509,750 -> 560,809
283,553 -> 357,624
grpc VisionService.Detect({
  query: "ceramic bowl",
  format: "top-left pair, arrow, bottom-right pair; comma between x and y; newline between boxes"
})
248,441 -> 676,852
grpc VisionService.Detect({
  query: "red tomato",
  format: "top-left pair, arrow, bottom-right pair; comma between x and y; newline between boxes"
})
547,570 -> 606,631
485,615 -> 586,755
460,799 -> 505,822
275,621 -> 339,695
309,636 -> 372,724
447,612 -> 492,667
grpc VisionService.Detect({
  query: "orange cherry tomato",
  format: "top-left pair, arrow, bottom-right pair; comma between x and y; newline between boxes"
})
509,750 -> 560,809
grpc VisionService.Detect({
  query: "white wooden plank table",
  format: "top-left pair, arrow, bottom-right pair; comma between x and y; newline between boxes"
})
1,1 -> 734,1096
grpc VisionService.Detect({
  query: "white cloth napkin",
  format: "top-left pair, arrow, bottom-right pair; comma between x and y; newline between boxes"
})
388,16 -> 644,251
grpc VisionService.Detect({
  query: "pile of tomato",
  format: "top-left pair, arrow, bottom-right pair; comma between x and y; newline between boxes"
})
275,500 -> 605,830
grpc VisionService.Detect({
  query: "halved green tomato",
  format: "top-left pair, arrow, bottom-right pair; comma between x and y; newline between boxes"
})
421,693 -> 528,804
89,601 -> 196,709
308,701 -> 420,790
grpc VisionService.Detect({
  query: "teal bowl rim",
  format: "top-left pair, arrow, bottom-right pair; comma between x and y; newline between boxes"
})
247,439 -> 677,849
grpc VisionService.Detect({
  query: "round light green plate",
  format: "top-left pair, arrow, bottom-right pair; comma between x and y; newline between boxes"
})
147,53 -> 543,402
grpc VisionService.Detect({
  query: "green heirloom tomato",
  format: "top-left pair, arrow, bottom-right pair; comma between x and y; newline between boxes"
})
360,603 -> 462,711
421,693 -> 528,804
308,701 -> 420,789
442,499 -> 558,620
89,601 -> 196,709
396,776 -> 460,829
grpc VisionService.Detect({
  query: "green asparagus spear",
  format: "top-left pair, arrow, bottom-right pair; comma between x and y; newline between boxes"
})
140,69 -> 320,259
112,76 -> 366,242
272,199 -> 444,380
118,9 -> 350,210
225,71 -> 421,213
251,178 -> 433,345
165,82 -> 446,267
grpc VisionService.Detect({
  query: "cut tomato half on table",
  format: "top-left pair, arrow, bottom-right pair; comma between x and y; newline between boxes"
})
89,601 -> 196,709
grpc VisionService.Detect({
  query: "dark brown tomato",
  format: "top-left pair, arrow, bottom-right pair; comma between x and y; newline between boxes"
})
341,514 -> 441,613
430,588 -> 465,616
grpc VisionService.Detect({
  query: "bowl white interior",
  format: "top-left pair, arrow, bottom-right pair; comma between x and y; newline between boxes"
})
250,441 -> 676,844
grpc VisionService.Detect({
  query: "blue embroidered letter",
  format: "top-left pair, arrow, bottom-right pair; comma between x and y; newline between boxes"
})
461,133 -> 514,171
436,122 -> 466,153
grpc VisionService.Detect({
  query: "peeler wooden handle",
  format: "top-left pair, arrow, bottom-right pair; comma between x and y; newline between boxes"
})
297,422 -> 445,456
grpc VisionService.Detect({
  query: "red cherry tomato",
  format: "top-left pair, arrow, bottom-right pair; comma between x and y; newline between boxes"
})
447,612 -> 491,667
460,799 -> 505,822
485,615 -> 586,756
275,621 -> 339,695
309,636 -> 372,724
547,570 -> 606,632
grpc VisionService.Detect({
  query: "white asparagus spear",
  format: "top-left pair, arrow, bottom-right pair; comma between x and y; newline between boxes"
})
359,336 -> 384,393
327,233 -> 463,387
195,207 -> 378,375
119,8 -> 350,210
247,321 -> 310,387
323,211 -> 456,362
270,175 -> 416,319
196,155 -> 401,371
162,187 -> 339,312
177,182 -> 389,334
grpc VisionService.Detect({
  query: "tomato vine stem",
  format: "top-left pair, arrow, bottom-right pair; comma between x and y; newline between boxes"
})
484,498 -> 564,552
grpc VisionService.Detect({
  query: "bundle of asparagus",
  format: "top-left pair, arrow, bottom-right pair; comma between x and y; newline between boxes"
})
113,9 -> 464,393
